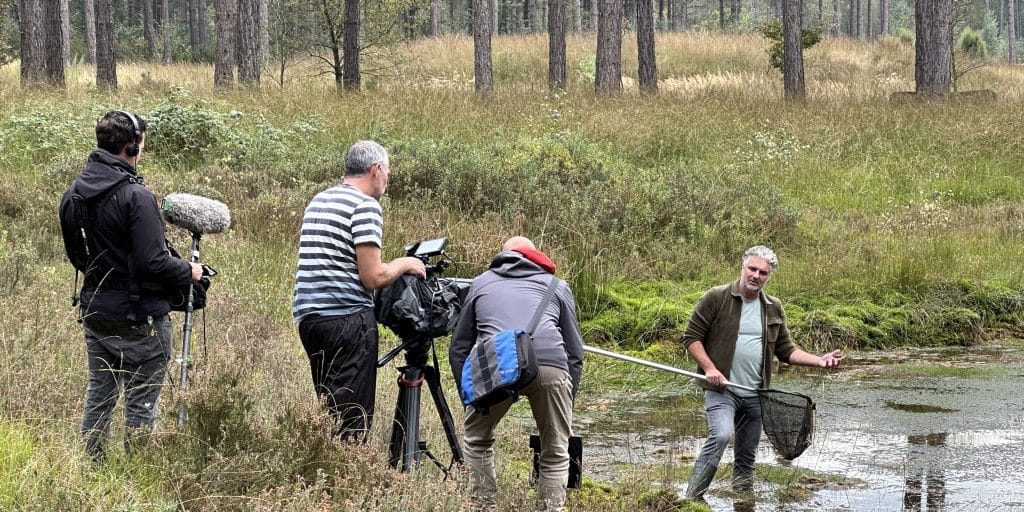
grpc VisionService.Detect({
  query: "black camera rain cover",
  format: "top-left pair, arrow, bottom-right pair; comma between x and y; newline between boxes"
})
375,275 -> 463,340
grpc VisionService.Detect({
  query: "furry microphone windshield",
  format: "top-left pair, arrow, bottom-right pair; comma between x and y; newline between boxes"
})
162,193 -> 232,235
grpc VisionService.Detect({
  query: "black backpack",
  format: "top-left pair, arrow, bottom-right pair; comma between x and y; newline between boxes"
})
59,176 -> 137,306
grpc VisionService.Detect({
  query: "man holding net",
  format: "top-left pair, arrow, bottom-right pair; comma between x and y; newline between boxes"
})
682,245 -> 843,500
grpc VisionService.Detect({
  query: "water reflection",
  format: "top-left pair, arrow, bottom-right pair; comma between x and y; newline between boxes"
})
902,433 -> 947,511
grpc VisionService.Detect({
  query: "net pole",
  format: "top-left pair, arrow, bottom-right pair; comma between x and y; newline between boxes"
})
582,345 -> 757,392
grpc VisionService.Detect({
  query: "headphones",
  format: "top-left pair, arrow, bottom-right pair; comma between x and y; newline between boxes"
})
114,110 -> 141,157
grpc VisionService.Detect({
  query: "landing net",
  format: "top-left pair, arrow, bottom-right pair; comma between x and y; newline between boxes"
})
758,388 -> 815,460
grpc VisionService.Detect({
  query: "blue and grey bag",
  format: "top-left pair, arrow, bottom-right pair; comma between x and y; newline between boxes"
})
460,276 -> 561,412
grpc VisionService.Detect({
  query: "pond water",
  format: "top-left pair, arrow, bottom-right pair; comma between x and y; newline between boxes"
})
577,345 -> 1024,511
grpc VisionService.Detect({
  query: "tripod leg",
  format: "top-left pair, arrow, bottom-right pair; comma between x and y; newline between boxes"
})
401,381 -> 422,471
388,386 -> 408,469
424,365 -> 465,465
389,367 -> 424,472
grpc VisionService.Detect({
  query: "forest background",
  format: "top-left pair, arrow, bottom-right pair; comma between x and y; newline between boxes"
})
1,0 -> 1023,509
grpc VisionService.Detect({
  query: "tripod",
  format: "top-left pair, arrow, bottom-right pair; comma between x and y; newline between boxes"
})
177,232 -> 202,427
377,334 -> 464,476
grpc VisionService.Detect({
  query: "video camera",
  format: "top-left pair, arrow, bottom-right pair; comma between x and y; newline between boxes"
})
376,237 -> 471,359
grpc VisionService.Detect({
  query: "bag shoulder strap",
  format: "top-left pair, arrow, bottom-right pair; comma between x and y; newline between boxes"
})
72,177 -> 142,320
525,275 -> 560,336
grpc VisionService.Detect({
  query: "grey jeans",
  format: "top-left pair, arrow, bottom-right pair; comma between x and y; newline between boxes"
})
686,389 -> 763,498
463,365 -> 574,511
81,314 -> 173,459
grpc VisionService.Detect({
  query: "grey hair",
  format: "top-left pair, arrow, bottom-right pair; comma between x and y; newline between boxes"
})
742,245 -> 779,271
344,140 -> 389,176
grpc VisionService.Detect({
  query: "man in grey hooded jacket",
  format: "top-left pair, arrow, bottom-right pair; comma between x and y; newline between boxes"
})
450,236 -> 584,512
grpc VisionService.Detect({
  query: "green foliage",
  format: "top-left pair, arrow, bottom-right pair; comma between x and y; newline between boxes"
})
145,88 -> 232,165
897,27 -> 915,44
576,55 -> 597,84
146,87 -> 290,171
760,19 -> 822,71
959,27 -> 988,59
0,421 -> 35,507
582,281 -> 703,348
0,110 -> 94,168
980,9 -> 1007,59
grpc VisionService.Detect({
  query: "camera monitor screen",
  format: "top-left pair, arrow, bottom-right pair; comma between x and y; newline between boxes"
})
415,237 -> 448,257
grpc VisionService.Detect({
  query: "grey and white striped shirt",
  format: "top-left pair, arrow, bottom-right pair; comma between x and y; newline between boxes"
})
292,184 -> 382,322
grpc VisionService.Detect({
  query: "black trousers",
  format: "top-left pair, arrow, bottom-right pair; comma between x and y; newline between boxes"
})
298,309 -> 378,440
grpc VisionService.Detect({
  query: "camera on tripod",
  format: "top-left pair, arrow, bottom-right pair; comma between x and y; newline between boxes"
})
373,236 -> 470,475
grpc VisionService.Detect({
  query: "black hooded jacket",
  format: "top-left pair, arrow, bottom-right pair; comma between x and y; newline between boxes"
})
59,149 -> 191,322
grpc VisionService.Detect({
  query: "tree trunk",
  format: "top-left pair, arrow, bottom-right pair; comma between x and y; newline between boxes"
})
879,0 -> 888,35
60,0 -> 70,63
719,0 -> 725,29
528,0 -> 538,31
214,0 -> 237,88
914,0 -> 952,94
162,0 -> 172,63
42,0 -> 66,86
260,0 -> 269,58
189,0 -> 200,58
865,0 -> 872,38
96,0 -> 117,89
84,0 -> 97,64
782,0 -> 804,101
431,0 -> 442,35
474,0 -> 493,92
595,0 -> 622,94
491,0 -> 498,33
322,1 -> 343,87
1010,0 -> 1017,63
637,0 -> 656,91
832,0 -> 839,35
854,0 -> 860,37
817,0 -> 822,25
238,0 -> 260,85
343,0 -> 360,89
197,0 -> 209,59
18,0 -> 44,85
144,0 -> 157,59
730,0 -> 739,26
549,0 -> 566,88
574,0 -> 583,31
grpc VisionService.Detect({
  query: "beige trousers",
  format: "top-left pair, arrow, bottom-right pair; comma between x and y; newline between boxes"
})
463,365 -> 574,511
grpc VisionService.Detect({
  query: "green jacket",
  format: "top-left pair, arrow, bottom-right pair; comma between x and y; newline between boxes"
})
681,279 -> 798,391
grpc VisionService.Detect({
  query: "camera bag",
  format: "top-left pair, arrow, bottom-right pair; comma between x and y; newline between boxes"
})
460,275 -> 560,413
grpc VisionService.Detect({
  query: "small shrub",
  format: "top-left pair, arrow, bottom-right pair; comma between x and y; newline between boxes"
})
761,19 -> 822,71
897,27 -> 915,44
959,27 -> 988,59
146,88 -> 230,166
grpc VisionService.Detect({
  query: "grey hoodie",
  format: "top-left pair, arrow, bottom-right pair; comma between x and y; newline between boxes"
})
449,251 -> 584,396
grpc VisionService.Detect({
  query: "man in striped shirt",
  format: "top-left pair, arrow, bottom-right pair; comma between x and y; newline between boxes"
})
292,140 -> 426,441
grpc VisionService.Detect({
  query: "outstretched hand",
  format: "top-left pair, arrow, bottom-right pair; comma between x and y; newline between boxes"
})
818,349 -> 844,368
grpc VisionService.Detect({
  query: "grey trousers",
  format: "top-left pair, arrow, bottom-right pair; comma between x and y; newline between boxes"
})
685,389 -> 763,498
81,315 -> 173,459
463,365 -> 574,511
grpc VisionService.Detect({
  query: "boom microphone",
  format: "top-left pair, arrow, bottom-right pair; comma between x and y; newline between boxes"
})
162,193 -> 232,234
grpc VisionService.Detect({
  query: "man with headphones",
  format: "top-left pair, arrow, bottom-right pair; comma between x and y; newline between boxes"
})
59,110 -> 203,460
